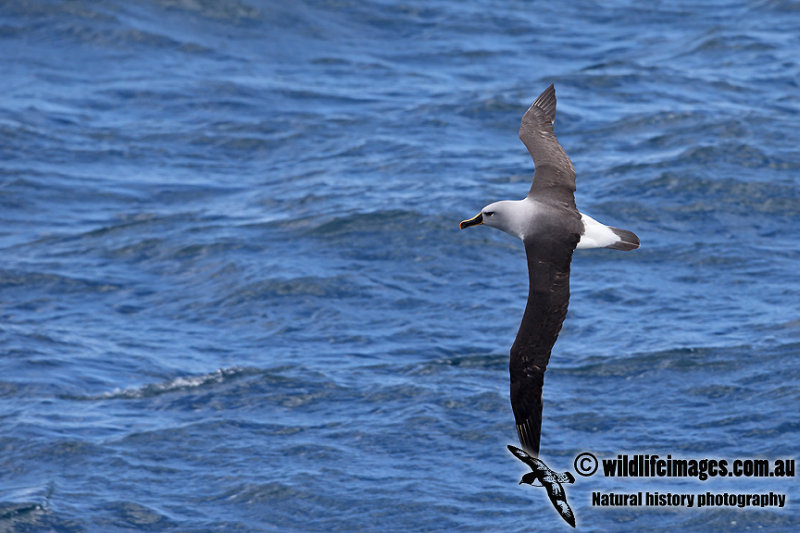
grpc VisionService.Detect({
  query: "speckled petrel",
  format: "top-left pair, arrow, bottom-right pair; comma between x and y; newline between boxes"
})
460,84 -> 639,457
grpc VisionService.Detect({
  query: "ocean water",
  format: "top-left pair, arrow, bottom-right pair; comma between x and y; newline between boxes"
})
1,0 -> 799,531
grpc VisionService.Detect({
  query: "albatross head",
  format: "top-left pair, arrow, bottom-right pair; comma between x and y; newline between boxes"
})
459,199 -> 530,240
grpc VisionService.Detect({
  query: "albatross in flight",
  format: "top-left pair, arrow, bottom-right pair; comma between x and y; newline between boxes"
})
460,84 -> 639,457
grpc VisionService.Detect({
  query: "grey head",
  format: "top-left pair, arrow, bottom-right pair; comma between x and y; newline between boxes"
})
458,199 -> 536,240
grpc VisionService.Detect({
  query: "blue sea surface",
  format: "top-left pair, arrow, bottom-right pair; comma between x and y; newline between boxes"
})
1,1 -> 799,531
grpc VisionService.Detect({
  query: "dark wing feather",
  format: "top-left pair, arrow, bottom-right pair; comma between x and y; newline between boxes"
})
519,84 -> 577,210
507,444 -> 539,470
510,226 -> 579,457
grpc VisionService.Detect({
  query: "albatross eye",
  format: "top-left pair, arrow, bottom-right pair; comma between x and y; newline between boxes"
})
485,211 -> 495,217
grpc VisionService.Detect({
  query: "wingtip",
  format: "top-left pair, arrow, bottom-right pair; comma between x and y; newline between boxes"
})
606,227 -> 640,251
531,84 -> 557,124
507,444 -> 526,458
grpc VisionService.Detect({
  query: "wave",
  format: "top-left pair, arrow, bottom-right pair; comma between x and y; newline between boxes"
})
0,268 -> 123,294
68,366 -> 260,401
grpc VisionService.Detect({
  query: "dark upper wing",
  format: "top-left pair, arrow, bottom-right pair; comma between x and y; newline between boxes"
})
519,84 -> 577,210
509,228 -> 578,457
507,444 -> 539,470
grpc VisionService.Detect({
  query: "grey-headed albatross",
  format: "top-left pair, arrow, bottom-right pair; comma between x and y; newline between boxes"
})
460,84 -> 639,456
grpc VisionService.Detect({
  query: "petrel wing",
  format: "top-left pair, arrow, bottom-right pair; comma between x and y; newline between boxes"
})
507,444 -> 540,469
519,84 -> 577,210
544,480 -> 576,528
508,446 -> 575,483
510,229 -> 578,457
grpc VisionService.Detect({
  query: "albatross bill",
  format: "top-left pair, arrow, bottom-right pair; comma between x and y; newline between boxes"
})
459,212 -> 483,229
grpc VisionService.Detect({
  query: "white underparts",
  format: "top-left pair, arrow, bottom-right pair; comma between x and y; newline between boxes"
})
576,213 -> 618,249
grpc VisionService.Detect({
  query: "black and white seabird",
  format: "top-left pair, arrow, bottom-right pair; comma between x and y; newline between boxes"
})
460,84 -> 639,457
507,445 -> 576,528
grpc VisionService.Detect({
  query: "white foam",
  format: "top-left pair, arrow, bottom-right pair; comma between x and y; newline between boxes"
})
96,367 -> 245,399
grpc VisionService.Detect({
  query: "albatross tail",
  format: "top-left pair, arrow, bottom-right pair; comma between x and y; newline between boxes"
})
576,214 -> 640,251
605,226 -> 640,251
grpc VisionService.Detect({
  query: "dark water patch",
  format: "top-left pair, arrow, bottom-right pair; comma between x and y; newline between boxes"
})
413,352 -> 507,372
687,29 -> 778,55
94,501 -> 176,531
0,502 -> 83,533
151,0 -> 263,22
637,173 -> 800,218
563,346 -> 748,378
0,502 -> 45,522
219,274 -> 362,306
610,143 -> 799,177
0,269 -> 122,295
305,209 -> 421,242
686,383 -> 756,400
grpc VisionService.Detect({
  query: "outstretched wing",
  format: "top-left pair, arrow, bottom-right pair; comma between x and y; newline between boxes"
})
519,84 -> 577,210
507,444 -> 539,470
510,229 -> 578,457
544,480 -> 576,528
507,445 -> 574,484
